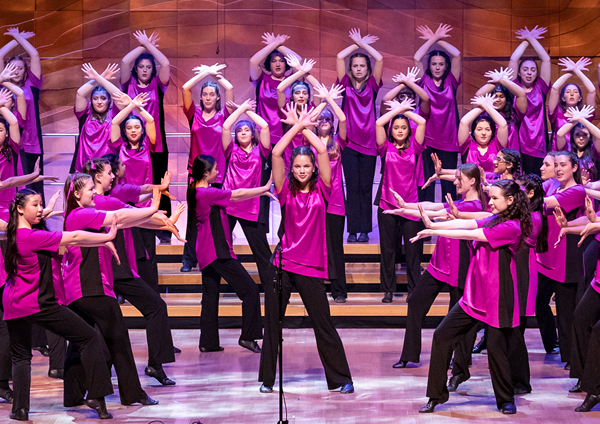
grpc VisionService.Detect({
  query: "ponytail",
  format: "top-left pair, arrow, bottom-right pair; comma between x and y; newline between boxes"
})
458,163 -> 486,211
5,189 -> 38,281
63,173 -> 93,230
188,155 -> 216,218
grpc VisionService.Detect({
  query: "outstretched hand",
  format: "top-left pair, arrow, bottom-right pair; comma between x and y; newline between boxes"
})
585,196 -> 597,223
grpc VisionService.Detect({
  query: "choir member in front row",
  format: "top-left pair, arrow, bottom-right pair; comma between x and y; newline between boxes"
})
259,104 -> 353,394
3,189 -> 116,420
412,179 -> 531,415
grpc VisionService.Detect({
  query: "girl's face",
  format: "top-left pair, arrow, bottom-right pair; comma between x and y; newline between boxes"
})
205,165 -> 219,184
115,158 -> 126,179
96,164 -> 115,191
572,128 -> 590,151
519,60 -> 538,86
554,154 -> 578,183
19,194 -> 43,225
125,118 -> 143,143
391,117 -> 409,144
9,59 -> 26,84
488,186 -> 512,215
292,87 -> 309,105
540,155 -> 555,180
136,59 -> 154,84
76,179 -> 96,208
493,91 -> 506,110
317,114 -> 333,136
474,120 -> 493,146
493,152 -> 509,174
292,154 -> 314,185
201,86 -> 219,111
396,88 -> 416,103
270,55 -> 286,78
91,92 -> 109,114
562,84 -> 581,106
454,170 -> 474,195
429,55 -> 447,80
0,122 -> 8,146
236,125 -> 253,146
351,57 -> 368,81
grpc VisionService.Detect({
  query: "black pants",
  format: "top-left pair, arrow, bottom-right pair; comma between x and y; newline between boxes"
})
227,215 -> 274,287
113,277 -> 175,367
0,307 -> 11,383
326,213 -> 347,299
378,208 -> 423,295
341,147 -> 376,234
47,331 -> 67,371
20,151 -> 45,204
521,153 -> 543,176
151,151 -> 172,240
426,304 -> 515,409
509,317 -> 532,393
421,147 -> 457,203
200,259 -> 263,350
136,228 -> 159,293
6,303 -> 113,413
584,238 -> 598,295
258,268 -> 353,389
535,272 -> 559,353
574,287 -> 600,395
65,295 -> 145,406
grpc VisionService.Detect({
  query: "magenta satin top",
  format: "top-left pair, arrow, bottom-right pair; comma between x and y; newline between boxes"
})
184,102 -> 227,184
110,182 -> 141,205
459,217 -> 521,328
2,229 -> 62,320
119,139 -> 153,207
516,78 -> 550,158
537,184 -> 586,283
377,138 -> 425,220
253,73 -> 290,145
336,74 -> 382,156
275,178 -> 331,279
62,207 -> 115,304
21,73 -> 42,154
74,102 -> 122,172
122,75 -> 168,154
427,199 -> 483,287
0,138 -> 19,209
195,187 -> 236,270
460,136 -> 501,174
327,135 -> 346,216
223,141 -> 270,221
503,121 -> 519,151
418,73 -> 461,152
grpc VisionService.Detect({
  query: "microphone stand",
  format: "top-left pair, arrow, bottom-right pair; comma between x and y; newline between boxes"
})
276,247 -> 288,424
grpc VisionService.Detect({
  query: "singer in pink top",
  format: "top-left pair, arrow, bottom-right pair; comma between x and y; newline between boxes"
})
375,98 -> 426,302
414,179 -> 531,415
259,104 -> 353,395
0,96 -> 21,209
2,188 -> 115,420
335,28 -> 383,242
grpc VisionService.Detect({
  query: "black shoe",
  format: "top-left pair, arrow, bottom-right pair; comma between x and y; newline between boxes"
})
9,408 -> 28,421
334,296 -> 347,303
122,393 -> 159,406
419,396 -> 448,413
447,374 -> 468,392
393,360 -> 409,369
260,384 -> 273,393
546,346 -> 560,355
180,264 -> 192,272
347,233 -> 358,243
33,345 -> 49,357
472,336 -> 486,354
575,393 -> 600,412
239,340 -> 261,353
570,380 -> 582,393
199,346 -> 224,353
500,403 -> 517,414
382,292 -> 393,303
564,362 -> 571,370
174,346 -> 182,354
0,388 -> 13,403
357,233 -> 369,242
48,369 -> 64,379
145,366 -> 176,386
158,235 -> 171,244
86,397 -> 112,419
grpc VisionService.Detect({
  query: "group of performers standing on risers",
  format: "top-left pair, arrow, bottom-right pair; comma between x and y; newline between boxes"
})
0,20 -> 600,420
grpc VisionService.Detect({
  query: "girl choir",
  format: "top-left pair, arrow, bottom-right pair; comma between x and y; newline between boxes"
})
1,21 -> 600,420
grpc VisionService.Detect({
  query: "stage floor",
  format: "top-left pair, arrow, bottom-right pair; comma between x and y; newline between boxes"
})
8,328 -> 600,423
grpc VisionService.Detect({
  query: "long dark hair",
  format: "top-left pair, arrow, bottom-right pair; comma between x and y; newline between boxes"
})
518,173 -> 549,253
425,50 -> 451,90
90,86 -> 111,122
499,148 -> 521,179
200,81 -> 221,111
492,85 -> 515,126
288,146 -> 318,195
569,123 -> 597,181
187,155 -> 216,217
233,120 -> 259,148
470,115 -> 497,145
555,150 -> 583,185
63,173 -> 93,230
458,163 -> 486,211
6,57 -> 29,87
559,83 -> 583,113
0,117 -> 12,163
120,115 -> 147,150
131,52 -> 157,84
5,188 -> 39,281
264,50 -> 291,74
483,179 -> 532,245
347,53 -> 373,92
387,114 -> 412,151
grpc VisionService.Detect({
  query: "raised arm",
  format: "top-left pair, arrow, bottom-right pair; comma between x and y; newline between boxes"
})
0,90 -> 19,146
480,67 -> 527,114
0,39 -> 18,72
182,63 -> 226,110
336,28 -> 360,81
222,100 -> 254,151
249,33 -> 290,82
571,57 -> 596,107
458,106 -> 483,146
348,29 -> 383,84
77,63 -> 122,112
413,24 -> 453,75
6,28 -> 40,79
133,30 -> 170,85
548,60 -> 574,114
507,40 -> 529,79
302,128 -> 331,187
121,44 -> 146,84
515,26 -> 551,85
277,57 -> 315,108
110,92 -> 150,142
314,82 -> 347,141
404,110 -> 426,145
473,94 -> 508,146
376,99 -> 415,147
215,72 -> 234,114
246,110 -> 271,150
0,63 -> 26,119
436,39 -> 461,81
